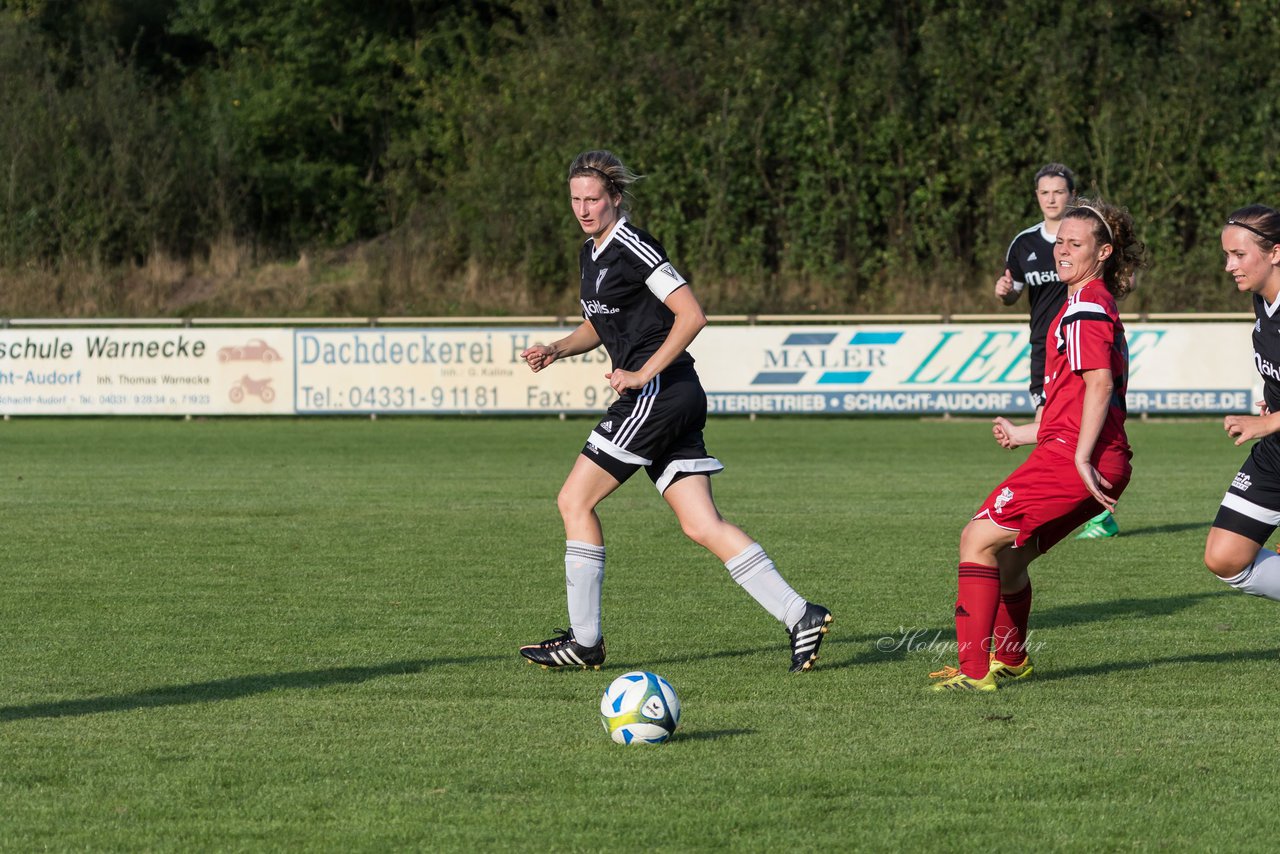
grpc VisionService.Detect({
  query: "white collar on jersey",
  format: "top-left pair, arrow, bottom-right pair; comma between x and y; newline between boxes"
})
590,216 -> 628,261
1038,221 -> 1054,242
1263,290 -> 1280,318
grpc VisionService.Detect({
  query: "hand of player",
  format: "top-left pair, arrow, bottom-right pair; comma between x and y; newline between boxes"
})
1224,413 -> 1279,446
994,268 -> 1015,301
520,344 -> 556,373
1258,400 -> 1271,416
605,369 -> 645,393
992,416 -> 1018,449
991,416 -> 1035,449
1075,460 -> 1118,512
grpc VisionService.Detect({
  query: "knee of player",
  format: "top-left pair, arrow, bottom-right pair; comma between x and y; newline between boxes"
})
556,487 -> 595,521
1203,543 -> 1251,579
678,516 -> 716,546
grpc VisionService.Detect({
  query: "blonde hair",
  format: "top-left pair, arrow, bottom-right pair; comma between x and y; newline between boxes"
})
568,150 -> 642,214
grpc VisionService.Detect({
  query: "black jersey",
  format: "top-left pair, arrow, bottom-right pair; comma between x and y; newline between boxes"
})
1252,293 -> 1280,461
579,218 -> 691,373
1006,222 -> 1068,343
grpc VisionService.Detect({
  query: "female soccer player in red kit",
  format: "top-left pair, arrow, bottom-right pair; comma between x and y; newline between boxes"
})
932,199 -> 1145,691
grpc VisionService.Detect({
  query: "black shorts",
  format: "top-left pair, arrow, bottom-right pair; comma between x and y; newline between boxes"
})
1213,442 -> 1280,544
581,368 -> 724,493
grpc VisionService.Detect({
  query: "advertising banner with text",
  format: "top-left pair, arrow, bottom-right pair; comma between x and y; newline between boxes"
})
0,323 -> 1258,416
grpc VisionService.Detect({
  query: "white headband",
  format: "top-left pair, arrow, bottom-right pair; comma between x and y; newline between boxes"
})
1074,205 -> 1114,241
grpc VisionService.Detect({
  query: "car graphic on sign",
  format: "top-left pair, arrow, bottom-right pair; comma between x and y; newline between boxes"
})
218,338 -> 281,363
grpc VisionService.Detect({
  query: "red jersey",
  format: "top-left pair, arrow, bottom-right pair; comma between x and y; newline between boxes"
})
1037,279 -> 1131,468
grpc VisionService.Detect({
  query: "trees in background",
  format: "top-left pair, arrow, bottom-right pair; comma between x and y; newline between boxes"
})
2,0 -> 1276,314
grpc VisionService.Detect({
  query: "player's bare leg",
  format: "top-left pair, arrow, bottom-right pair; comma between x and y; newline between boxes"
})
663,475 -> 831,671
1205,527 -> 1280,600
520,455 -> 622,670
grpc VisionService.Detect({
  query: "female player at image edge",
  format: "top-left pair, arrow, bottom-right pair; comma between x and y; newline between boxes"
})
517,150 -> 832,673
1204,205 -> 1280,605
932,199 -> 1144,691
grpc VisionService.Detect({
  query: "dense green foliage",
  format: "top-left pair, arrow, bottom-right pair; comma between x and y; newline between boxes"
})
2,416 -> 1276,848
2,1 -> 1277,314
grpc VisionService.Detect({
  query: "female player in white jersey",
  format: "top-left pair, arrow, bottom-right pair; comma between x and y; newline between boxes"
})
1204,205 -> 1280,603
518,150 -> 831,673
932,199 -> 1144,691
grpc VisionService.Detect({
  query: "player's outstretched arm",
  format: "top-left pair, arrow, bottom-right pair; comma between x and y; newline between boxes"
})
992,416 -> 1039,449
520,321 -> 602,373
1224,408 -> 1280,446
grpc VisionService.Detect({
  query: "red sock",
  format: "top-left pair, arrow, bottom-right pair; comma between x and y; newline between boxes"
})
992,582 -> 1032,666
955,563 -> 1000,679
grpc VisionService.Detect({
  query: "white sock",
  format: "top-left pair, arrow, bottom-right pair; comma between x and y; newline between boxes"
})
725,543 -> 807,628
1221,548 -> 1280,602
565,540 -> 605,646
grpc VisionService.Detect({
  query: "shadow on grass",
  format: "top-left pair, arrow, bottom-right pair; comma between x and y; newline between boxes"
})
820,589 -> 1233,672
1030,647 -> 1280,682
515,590 -> 1240,677
674,728 -> 756,742
1108,521 -> 1210,537
0,655 -> 505,723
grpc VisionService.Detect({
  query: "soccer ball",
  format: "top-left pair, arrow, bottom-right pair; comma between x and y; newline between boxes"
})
599,671 -> 680,745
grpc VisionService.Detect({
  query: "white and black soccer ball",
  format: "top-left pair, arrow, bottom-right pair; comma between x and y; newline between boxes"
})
599,671 -> 680,745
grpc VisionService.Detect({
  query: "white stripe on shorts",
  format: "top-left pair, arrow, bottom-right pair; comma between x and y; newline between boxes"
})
1221,492 -> 1280,527
653,457 -> 725,494
615,376 -> 660,449
588,430 -> 652,466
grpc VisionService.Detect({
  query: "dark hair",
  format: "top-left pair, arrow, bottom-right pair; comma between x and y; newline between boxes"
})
1225,204 -> 1280,248
1062,197 -> 1145,299
568,150 -> 642,214
1035,162 -> 1075,195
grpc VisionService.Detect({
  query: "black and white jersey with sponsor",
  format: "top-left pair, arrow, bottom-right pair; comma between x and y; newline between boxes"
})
1006,222 -> 1068,343
1252,292 -> 1280,459
579,217 -> 692,373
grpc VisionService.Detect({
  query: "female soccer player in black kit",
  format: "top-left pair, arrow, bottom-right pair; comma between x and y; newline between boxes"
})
517,150 -> 831,673
1204,205 -> 1280,602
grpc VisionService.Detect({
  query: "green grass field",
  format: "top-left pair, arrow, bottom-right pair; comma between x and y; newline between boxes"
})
1,416 -> 1275,851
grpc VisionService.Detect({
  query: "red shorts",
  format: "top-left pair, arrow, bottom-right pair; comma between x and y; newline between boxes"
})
972,444 -> 1132,552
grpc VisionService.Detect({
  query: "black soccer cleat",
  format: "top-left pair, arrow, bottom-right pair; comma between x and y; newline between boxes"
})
788,603 -> 833,672
519,628 -> 606,670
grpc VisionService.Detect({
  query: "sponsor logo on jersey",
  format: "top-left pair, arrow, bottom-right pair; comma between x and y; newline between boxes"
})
1233,472 -> 1252,492
1024,270 -> 1060,286
595,268 -> 608,293
994,486 -> 1014,514
581,298 -> 621,316
600,420 -> 614,432
1255,353 -> 1280,383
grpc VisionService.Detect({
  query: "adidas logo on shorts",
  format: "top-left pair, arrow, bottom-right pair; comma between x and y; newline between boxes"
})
1233,472 -> 1252,492
600,420 -> 614,432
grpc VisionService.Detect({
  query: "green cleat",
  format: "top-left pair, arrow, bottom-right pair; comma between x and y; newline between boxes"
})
928,665 -> 997,692
988,656 -> 1034,682
1076,511 -> 1119,539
